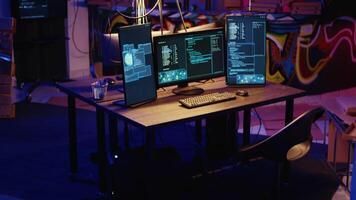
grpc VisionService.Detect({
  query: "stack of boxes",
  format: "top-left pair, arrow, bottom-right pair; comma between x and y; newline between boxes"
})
0,18 -> 15,118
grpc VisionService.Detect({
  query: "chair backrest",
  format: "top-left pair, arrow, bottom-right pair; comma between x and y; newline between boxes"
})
238,107 -> 325,162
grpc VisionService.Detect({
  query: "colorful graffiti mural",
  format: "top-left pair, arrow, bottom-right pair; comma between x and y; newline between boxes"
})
267,16 -> 356,93
95,0 -> 356,93
296,17 -> 356,84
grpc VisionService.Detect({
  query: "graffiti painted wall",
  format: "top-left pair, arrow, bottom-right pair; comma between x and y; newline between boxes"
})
96,0 -> 356,93
267,0 -> 356,93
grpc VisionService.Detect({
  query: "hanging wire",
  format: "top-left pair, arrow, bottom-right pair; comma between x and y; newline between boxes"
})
72,0 -> 90,54
176,0 -> 187,32
114,0 -> 161,20
158,0 -> 164,35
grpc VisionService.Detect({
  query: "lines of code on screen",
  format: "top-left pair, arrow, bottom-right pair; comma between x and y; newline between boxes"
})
155,29 -> 225,86
227,15 -> 266,85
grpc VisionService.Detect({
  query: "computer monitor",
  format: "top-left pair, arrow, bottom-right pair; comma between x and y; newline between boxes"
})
226,14 -> 266,86
117,23 -> 157,107
153,28 -> 225,95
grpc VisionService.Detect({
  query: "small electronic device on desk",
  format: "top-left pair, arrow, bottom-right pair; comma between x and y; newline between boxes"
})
236,90 -> 249,96
153,28 -> 225,95
113,23 -> 157,107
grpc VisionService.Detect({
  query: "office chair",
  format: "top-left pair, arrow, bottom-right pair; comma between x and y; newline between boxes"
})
235,107 -> 325,198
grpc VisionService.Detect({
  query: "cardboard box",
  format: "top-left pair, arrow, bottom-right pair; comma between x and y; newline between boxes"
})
0,18 -> 15,32
0,37 -> 12,53
0,94 -> 11,104
0,104 -> 15,118
0,59 -> 12,75
0,74 -> 12,84
0,84 -> 11,94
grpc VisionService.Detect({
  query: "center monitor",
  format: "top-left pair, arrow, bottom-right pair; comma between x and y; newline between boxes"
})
153,28 -> 225,95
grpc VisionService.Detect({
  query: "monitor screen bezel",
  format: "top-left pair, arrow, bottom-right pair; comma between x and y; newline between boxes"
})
118,23 -> 157,107
225,14 -> 267,87
153,27 -> 226,88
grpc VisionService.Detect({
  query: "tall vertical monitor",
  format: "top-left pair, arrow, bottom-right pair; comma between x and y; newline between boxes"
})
226,14 -> 266,86
153,28 -> 225,95
118,23 -> 157,107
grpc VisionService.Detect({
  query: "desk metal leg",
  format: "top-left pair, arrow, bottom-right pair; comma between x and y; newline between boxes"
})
228,113 -> 237,151
285,98 -> 294,125
194,119 -> 204,173
68,95 -> 78,174
145,128 -> 156,159
108,115 -> 119,198
243,109 -> 251,146
124,122 -> 130,149
96,109 -> 107,194
109,115 -> 119,157
333,129 -> 338,169
195,119 -> 202,145
144,128 -> 156,198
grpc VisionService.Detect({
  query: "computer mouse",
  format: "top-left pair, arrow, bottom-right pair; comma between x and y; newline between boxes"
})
236,90 -> 248,96
104,77 -> 116,85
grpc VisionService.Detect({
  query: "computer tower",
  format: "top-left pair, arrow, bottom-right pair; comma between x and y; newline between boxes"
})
14,18 -> 68,83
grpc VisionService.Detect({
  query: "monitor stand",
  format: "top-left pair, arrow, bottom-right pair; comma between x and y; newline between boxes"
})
172,83 -> 204,95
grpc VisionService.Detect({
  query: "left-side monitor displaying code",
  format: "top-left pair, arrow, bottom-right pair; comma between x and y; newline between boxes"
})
119,23 -> 157,107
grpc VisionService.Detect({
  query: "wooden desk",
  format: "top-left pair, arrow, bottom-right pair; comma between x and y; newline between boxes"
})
56,77 -> 305,194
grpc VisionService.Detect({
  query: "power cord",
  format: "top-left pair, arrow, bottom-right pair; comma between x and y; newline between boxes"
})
71,0 -> 90,55
252,108 -> 263,142
176,0 -> 187,32
114,0 -> 161,20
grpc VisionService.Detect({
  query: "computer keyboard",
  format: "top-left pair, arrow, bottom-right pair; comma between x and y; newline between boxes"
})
179,92 -> 237,108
